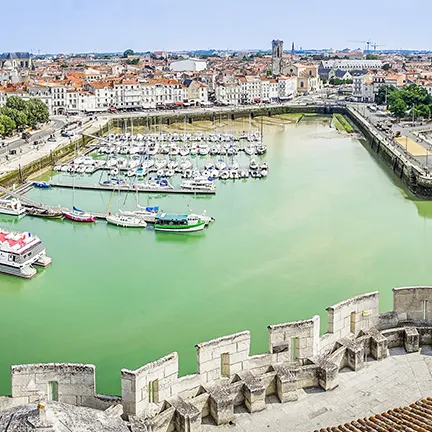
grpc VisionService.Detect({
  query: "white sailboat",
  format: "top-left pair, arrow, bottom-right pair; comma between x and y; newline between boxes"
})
106,214 -> 147,228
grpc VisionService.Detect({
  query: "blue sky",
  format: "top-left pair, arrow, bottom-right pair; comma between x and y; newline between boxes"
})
1,0 -> 430,53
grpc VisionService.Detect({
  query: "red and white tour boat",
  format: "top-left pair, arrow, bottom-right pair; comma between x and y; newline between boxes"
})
0,229 -> 52,278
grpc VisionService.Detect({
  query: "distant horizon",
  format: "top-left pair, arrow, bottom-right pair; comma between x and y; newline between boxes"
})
1,0 -> 431,53
7,47 -> 432,57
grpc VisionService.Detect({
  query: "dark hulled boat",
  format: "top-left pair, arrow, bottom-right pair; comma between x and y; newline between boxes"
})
27,208 -> 63,219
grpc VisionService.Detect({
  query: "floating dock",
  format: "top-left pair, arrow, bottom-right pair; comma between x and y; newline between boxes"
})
46,182 -> 216,195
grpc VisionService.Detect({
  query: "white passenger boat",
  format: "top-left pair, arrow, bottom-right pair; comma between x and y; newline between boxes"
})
0,199 -> 26,216
106,214 -> 147,228
0,228 -> 52,278
181,178 -> 216,191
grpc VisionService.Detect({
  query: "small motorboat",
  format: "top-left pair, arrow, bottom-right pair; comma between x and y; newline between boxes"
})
28,208 -> 63,219
249,159 -> 259,170
33,182 -> 51,189
220,171 -> 230,180
63,206 -> 95,223
106,214 -> 147,228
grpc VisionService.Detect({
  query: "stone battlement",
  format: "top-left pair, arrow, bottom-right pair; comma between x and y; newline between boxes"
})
3,286 -> 432,431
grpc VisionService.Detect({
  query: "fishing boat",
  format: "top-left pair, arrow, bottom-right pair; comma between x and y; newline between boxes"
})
63,206 -> 95,223
0,199 -> 26,216
154,213 -> 206,233
106,214 -> 147,228
0,228 -> 52,278
33,181 -> 51,189
28,208 -> 63,219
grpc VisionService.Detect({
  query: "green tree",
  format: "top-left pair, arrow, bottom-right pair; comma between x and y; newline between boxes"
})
126,58 -> 140,65
0,107 -> 28,130
413,104 -> 430,119
6,95 -> 26,111
366,54 -> 378,60
382,63 -> 391,71
0,123 -> 4,136
25,99 -> 49,127
389,98 -> 407,118
375,85 -> 396,105
0,115 -> 16,135
122,49 -> 134,58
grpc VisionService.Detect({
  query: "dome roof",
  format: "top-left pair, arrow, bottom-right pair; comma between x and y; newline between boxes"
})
0,400 -> 130,431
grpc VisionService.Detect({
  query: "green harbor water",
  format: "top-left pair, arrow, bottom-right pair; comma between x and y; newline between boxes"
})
1,116 -> 431,397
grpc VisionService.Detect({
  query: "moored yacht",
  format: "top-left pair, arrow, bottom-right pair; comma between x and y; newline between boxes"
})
0,228 -> 52,278
106,214 -> 147,228
120,205 -> 160,223
0,199 -> 26,216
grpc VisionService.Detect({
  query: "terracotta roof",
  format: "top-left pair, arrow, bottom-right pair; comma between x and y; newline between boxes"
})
315,396 -> 432,432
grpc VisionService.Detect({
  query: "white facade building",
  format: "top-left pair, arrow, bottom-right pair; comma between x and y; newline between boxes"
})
321,60 -> 383,70
169,59 -> 207,72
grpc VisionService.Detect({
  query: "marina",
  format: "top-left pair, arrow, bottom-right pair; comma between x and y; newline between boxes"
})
2,117 -> 431,397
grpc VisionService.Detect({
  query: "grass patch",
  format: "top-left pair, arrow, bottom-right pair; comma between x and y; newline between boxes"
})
333,114 -> 354,133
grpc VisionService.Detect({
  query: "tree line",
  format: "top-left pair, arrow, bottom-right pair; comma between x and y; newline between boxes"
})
0,96 -> 50,137
376,84 -> 432,119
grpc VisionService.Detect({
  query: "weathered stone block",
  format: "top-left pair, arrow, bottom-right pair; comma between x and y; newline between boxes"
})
367,328 -> 388,360
208,385 -> 234,426
273,365 -> 298,403
317,360 -> 338,391
241,372 -> 266,413
404,327 -> 420,353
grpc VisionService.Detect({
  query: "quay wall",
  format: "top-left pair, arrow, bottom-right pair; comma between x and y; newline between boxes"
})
344,106 -> 432,198
111,104 -> 342,130
2,103 -> 431,200
2,286 -> 432,431
0,122 -> 110,188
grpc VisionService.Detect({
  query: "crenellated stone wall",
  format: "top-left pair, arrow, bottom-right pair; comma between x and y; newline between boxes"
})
3,286 -> 432,432
10,363 -> 121,410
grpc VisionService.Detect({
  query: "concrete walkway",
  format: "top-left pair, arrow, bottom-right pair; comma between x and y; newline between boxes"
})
203,348 -> 432,432
0,117 -> 107,176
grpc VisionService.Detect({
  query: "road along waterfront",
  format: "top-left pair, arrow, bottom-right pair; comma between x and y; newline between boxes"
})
1,116 -> 432,397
